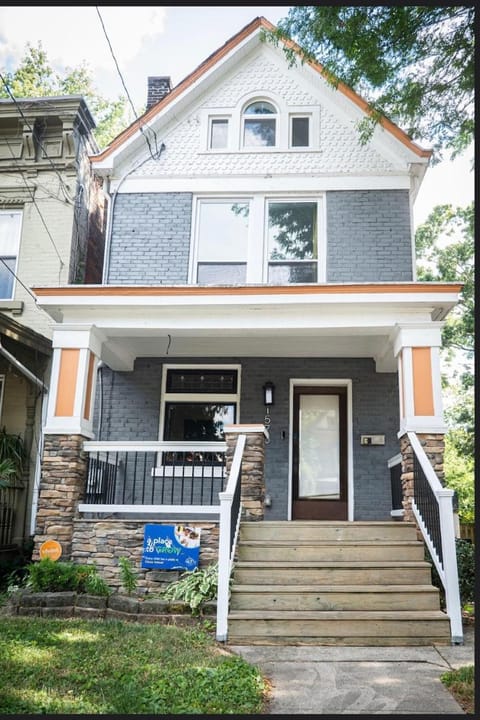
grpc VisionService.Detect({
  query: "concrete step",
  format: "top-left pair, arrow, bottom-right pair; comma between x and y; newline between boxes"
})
239,521 -> 418,543
233,560 -> 433,586
236,540 -> 425,562
227,610 -> 451,646
230,584 -> 442,612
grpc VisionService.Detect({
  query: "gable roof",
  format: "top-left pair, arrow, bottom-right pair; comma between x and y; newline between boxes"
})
91,16 -> 432,165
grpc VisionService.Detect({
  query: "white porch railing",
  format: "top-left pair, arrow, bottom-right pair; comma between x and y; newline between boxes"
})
407,431 -> 463,645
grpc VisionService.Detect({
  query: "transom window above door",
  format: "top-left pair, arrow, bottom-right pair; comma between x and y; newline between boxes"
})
191,196 -> 325,285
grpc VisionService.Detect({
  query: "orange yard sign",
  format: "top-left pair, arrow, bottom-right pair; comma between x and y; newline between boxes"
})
39,540 -> 62,561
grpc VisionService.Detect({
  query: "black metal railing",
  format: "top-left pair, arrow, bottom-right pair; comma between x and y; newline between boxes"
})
84,446 -> 227,507
229,458 -> 242,553
0,485 -> 22,547
413,451 -> 443,566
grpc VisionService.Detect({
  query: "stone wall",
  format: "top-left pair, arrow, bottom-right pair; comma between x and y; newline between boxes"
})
71,519 -> 220,593
400,432 -> 445,524
225,428 -> 266,522
33,435 -> 88,560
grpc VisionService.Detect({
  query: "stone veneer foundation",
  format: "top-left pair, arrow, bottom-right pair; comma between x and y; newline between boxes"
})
400,432 -> 445,526
32,428 -> 267,593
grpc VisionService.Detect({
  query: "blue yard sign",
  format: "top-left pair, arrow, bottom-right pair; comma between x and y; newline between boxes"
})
141,524 -> 201,571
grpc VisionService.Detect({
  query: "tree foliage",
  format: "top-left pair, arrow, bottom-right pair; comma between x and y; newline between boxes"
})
267,6 -> 474,161
0,42 -> 131,149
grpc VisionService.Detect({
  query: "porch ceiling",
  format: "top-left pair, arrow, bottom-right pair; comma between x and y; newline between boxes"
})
33,283 -> 461,373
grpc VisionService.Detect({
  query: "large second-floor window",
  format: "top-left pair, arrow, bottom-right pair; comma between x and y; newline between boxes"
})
191,196 -> 324,285
194,200 -> 249,283
0,210 -> 22,299
267,201 -> 318,283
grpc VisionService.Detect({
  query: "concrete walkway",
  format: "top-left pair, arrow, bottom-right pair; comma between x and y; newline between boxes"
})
230,625 -> 475,715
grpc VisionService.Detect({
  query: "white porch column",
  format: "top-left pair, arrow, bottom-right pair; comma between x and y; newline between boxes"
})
393,323 -> 447,436
43,325 -> 103,438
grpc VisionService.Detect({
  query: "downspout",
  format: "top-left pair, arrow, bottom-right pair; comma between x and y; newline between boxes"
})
101,142 -> 166,284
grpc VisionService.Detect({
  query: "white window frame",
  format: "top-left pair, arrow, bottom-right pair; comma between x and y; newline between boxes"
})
289,114 -> 311,149
0,209 -> 22,300
207,115 -> 230,151
190,194 -> 326,285
241,99 -> 279,150
158,363 -> 242,444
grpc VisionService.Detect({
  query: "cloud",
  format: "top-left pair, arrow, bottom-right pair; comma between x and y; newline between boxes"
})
0,6 -> 167,73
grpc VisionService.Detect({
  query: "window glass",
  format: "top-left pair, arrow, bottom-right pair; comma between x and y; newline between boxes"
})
210,118 -> 228,149
167,369 -> 237,393
164,402 -> 236,442
196,201 -> 249,283
243,101 -> 277,147
0,211 -> 21,299
268,201 -> 318,283
291,117 -> 309,147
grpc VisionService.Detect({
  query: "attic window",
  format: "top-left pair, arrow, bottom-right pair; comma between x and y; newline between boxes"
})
209,118 -> 228,149
243,100 -> 277,147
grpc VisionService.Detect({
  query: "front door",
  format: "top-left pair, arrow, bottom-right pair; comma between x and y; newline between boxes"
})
292,386 -> 348,520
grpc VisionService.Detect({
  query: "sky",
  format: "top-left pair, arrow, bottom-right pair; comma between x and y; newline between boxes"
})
0,5 -> 474,229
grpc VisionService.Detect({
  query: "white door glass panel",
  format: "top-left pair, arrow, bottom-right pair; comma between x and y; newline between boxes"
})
298,394 -> 339,499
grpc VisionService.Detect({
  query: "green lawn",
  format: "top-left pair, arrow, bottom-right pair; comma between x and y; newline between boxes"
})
0,617 -> 268,714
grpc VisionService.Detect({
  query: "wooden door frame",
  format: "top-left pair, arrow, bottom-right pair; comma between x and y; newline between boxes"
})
288,378 -> 354,521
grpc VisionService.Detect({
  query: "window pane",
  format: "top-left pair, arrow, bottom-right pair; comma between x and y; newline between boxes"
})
167,369 -> 237,393
244,101 -> 275,115
0,257 -> 15,298
164,402 -> 236,441
299,394 -> 340,499
268,262 -> 317,284
197,263 -> 247,284
244,119 -> 276,147
268,202 -> 317,260
210,119 -> 228,149
197,202 -> 249,262
0,212 -> 21,255
292,117 -> 309,147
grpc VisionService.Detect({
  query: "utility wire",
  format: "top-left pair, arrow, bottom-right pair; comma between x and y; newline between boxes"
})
0,258 -> 37,301
0,72 -> 75,204
95,5 -> 161,159
3,136 -> 65,272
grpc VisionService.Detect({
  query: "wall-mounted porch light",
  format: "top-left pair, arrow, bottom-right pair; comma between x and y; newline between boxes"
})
263,381 -> 275,407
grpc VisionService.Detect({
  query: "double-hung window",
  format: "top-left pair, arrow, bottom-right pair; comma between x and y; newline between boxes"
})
0,210 -> 22,299
194,199 -> 249,283
267,201 -> 318,283
209,117 -> 229,149
242,101 -> 277,147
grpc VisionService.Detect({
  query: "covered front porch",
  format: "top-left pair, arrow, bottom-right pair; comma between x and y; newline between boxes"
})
30,282 -> 463,643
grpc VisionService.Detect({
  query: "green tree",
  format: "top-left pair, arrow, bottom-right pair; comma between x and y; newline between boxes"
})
415,203 -> 474,517
267,6 -> 474,161
0,42 -> 132,149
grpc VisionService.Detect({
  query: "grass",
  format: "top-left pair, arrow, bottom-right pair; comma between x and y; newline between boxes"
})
0,617 -> 269,714
440,665 -> 475,715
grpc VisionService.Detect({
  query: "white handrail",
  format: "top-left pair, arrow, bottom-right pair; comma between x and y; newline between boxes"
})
407,431 -> 463,644
216,433 -> 246,642
83,440 -> 226,452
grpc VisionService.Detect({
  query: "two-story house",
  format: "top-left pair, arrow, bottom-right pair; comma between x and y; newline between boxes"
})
31,18 -> 463,645
0,95 -> 104,557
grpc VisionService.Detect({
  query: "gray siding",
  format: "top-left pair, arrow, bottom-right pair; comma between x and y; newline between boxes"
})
94,356 -> 399,521
326,190 -> 413,281
106,193 -> 192,284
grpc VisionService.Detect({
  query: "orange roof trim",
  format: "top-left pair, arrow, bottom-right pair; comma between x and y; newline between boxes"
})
33,283 -> 462,298
91,16 -> 431,164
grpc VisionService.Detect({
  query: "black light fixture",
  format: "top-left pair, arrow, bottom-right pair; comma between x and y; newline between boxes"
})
263,381 -> 275,407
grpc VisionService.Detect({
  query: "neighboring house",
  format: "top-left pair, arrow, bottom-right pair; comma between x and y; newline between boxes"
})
0,95 -> 105,558
31,18 -> 463,644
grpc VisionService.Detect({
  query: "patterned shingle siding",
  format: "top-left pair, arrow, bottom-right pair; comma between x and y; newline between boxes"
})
94,356 -> 399,521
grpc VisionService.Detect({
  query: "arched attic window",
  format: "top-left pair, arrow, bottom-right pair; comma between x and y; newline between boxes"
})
242,100 -> 277,147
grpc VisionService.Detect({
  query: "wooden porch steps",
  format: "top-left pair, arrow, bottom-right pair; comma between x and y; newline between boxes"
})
227,521 -> 451,646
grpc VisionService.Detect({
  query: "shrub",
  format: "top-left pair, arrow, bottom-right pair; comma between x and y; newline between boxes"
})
25,558 -> 110,596
163,563 -> 218,616
118,557 -> 138,595
429,538 -> 475,607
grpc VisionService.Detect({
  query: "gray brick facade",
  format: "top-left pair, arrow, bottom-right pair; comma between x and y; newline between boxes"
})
326,190 -> 413,281
106,193 -> 192,284
93,357 -> 399,522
